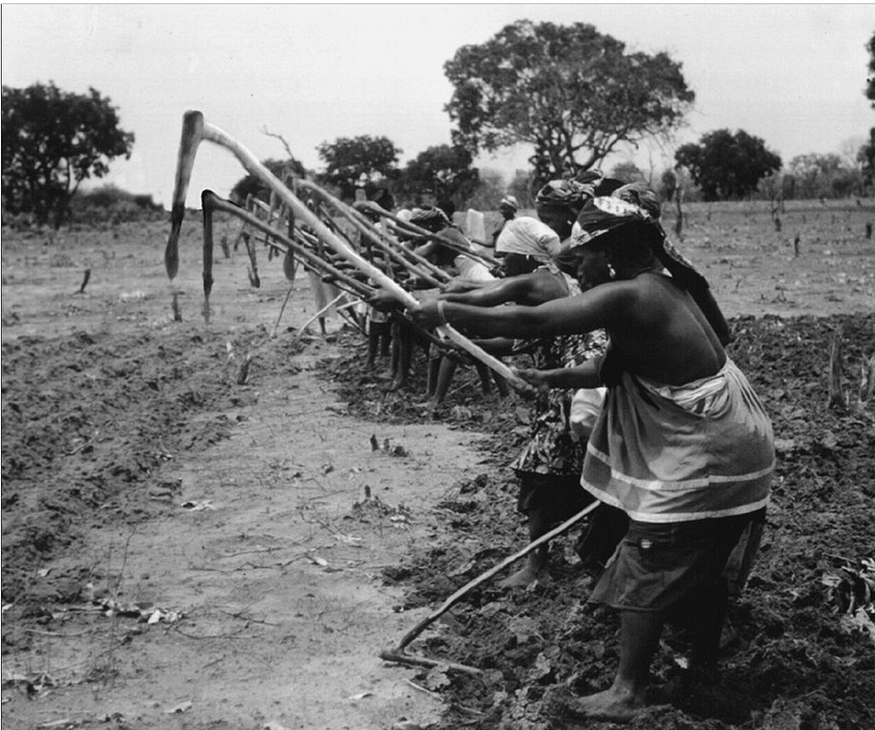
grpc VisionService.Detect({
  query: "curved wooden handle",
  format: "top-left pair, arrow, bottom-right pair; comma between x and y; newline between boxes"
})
165,111 -> 532,394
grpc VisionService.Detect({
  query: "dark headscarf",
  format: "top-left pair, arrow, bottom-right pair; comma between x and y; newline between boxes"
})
575,170 -> 624,198
535,179 -> 591,213
536,172 -> 626,214
612,182 -> 662,219
572,187 -> 731,345
409,206 -> 451,233
535,173 -> 625,274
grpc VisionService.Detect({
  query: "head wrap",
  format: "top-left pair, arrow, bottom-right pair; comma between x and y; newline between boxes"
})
409,206 -> 451,232
499,195 -> 519,212
574,170 -> 629,197
570,196 -> 659,248
535,179 -> 591,213
575,169 -> 623,198
612,182 -> 662,220
593,176 -> 626,197
535,172 -> 629,214
575,170 -> 605,187
571,185 -> 730,344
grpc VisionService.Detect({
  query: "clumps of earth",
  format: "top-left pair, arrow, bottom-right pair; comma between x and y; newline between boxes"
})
322,313 -> 875,730
0,326 -> 305,612
2,311 -> 873,730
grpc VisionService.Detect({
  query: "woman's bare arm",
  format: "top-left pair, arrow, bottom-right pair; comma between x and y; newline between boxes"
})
516,359 -> 603,391
439,271 -> 568,307
411,281 -> 632,340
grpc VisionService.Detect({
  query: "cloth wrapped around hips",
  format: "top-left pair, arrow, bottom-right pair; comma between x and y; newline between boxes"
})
582,347 -> 773,524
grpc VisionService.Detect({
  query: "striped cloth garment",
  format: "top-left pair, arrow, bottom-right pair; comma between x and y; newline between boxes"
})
581,358 -> 774,523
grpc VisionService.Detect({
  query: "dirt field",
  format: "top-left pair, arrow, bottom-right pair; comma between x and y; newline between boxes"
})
2,199 -> 874,730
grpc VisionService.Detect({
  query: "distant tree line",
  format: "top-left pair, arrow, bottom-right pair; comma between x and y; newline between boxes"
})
231,138 -> 480,217
861,31 -> 875,189
69,185 -> 164,226
237,19 -> 698,213
4,26 -> 873,230
2,81 -> 134,228
245,23 -> 873,210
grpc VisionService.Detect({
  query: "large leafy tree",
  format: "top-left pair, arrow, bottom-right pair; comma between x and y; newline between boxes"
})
2,81 -> 135,228
316,135 -> 401,200
860,129 -> 875,189
675,129 -> 782,200
860,32 -> 875,187
395,144 -> 480,212
867,31 -> 875,106
443,20 -> 694,189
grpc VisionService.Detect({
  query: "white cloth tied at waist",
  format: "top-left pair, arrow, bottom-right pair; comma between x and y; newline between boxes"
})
581,357 -> 774,523
637,362 -> 732,416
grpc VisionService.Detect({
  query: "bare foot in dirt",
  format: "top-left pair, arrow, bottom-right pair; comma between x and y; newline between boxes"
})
650,669 -> 752,724
499,561 -> 547,588
546,685 -> 645,723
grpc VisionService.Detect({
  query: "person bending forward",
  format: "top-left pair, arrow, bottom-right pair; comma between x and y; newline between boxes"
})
411,187 -> 774,721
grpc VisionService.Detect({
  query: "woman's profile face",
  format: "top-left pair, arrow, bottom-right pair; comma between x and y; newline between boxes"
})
575,244 -> 611,290
536,205 -> 575,240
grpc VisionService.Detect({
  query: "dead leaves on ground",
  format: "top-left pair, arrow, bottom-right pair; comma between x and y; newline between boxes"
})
822,557 -> 875,643
370,433 -> 409,457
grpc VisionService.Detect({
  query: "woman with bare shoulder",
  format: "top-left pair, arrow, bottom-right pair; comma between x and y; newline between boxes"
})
411,185 -> 774,722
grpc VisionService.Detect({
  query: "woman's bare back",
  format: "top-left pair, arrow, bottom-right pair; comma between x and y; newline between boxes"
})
606,273 -> 726,386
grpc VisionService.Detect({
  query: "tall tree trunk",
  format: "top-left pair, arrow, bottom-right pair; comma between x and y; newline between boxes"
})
674,186 -> 684,239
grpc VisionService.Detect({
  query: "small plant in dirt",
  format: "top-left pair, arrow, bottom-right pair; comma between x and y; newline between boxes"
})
325,314 -> 875,730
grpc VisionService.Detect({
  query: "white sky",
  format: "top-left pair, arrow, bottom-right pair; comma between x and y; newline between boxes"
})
2,4 -> 873,208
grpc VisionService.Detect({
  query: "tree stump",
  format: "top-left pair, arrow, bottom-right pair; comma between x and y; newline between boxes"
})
828,331 -> 846,410
859,355 -> 875,411
172,292 -> 182,322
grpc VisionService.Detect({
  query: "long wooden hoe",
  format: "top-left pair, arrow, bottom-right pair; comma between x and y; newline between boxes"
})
379,500 -> 599,675
356,200 -> 498,267
165,111 -> 591,676
200,191 -> 451,351
201,191 -> 375,300
295,179 -> 453,287
165,111 -> 530,393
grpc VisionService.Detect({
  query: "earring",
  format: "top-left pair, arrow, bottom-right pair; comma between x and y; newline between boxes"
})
608,263 -> 616,280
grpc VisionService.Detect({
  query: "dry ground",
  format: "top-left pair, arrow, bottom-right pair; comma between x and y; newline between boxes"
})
2,199 -> 874,730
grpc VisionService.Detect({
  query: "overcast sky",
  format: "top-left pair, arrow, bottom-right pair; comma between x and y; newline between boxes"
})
2,4 -> 873,208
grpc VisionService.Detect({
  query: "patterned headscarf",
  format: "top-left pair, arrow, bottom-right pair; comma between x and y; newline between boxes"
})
570,196 -> 658,247
409,206 -> 451,232
535,179 -> 592,213
535,171 -> 628,215
612,182 -> 662,220
570,185 -> 730,342
573,186 -> 704,278
574,170 -> 615,198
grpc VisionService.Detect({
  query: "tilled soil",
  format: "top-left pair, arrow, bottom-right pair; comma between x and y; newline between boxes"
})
1,315 -> 482,730
2,211 -> 874,729
1,327 -> 292,610
323,313 -> 875,730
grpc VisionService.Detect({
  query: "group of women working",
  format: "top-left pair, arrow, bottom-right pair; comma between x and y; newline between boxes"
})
381,174 -> 775,721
